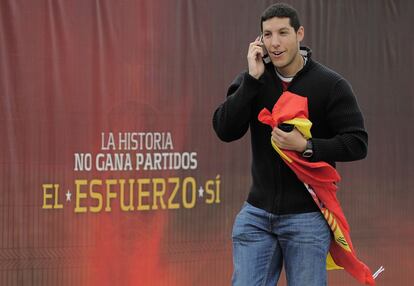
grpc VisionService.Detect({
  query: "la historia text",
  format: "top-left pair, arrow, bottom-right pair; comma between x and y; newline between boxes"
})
101,132 -> 173,151
74,131 -> 197,171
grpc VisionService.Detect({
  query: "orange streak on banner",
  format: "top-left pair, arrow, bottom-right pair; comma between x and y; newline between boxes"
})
87,212 -> 167,286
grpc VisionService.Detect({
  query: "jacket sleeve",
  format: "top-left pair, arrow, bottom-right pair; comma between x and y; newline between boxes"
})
310,79 -> 368,162
212,72 -> 263,142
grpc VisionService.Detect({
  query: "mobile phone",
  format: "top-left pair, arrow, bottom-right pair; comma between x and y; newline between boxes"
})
259,35 -> 271,64
278,123 -> 294,132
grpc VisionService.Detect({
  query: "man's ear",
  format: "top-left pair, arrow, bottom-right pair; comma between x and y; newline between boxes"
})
297,26 -> 304,42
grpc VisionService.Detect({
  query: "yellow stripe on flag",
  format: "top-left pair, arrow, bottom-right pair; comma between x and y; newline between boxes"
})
326,252 -> 344,270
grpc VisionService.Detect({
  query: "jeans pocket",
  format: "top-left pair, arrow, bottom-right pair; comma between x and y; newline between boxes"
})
232,202 -> 267,241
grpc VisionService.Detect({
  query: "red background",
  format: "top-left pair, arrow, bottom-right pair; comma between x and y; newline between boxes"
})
1,1 -> 413,285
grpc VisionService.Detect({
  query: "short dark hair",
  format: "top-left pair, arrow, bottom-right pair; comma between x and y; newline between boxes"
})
261,3 -> 301,32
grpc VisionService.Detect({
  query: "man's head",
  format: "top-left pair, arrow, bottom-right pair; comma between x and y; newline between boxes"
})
260,3 -> 304,76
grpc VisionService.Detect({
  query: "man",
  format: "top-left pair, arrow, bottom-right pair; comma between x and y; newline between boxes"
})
212,3 -> 368,286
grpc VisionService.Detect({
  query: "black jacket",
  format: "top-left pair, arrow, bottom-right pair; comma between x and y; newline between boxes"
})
213,48 -> 368,215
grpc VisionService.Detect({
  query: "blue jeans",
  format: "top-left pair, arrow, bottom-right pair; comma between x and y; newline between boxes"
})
232,202 -> 331,286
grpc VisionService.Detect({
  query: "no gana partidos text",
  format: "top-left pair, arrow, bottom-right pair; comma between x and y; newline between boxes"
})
74,132 -> 197,171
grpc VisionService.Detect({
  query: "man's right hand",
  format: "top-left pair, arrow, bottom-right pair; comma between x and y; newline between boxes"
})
247,37 -> 265,79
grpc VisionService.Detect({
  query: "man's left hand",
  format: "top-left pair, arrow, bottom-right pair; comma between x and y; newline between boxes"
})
271,126 -> 307,152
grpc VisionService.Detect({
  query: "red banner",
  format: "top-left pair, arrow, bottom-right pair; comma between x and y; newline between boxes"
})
1,1 -> 413,285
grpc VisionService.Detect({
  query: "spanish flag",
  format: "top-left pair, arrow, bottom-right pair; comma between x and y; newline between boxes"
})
258,91 -> 375,285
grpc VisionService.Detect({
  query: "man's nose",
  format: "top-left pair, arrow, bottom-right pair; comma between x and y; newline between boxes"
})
270,35 -> 280,47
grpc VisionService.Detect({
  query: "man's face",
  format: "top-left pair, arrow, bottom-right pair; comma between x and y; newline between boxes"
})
262,17 -> 304,75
